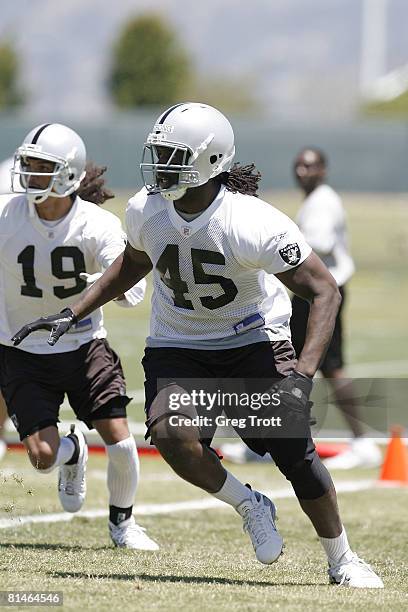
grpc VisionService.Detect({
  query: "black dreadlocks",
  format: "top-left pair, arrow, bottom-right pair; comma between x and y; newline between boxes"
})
77,161 -> 115,205
217,162 -> 262,197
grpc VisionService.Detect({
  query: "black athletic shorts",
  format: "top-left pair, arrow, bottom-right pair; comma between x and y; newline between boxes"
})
290,286 -> 346,373
142,340 -> 315,458
0,339 -> 131,440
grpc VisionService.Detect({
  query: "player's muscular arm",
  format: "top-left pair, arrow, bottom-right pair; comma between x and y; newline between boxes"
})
276,252 -> 341,378
71,242 -> 152,320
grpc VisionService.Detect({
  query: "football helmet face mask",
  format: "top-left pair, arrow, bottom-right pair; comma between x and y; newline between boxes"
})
11,123 -> 87,204
140,102 -> 235,200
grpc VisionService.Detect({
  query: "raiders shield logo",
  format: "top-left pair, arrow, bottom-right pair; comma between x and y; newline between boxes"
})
279,243 -> 301,266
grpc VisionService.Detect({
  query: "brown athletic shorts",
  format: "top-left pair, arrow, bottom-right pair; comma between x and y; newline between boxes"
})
0,339 -> 131,440
141,340 -> 306,455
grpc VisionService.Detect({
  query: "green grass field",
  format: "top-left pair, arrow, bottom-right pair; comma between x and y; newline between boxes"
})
1,452 -> 408,611
1,191 -> 408,610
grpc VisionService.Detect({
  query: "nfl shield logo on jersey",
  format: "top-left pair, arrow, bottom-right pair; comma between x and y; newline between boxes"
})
279,243 -> 301,266
182,226 -> 191,237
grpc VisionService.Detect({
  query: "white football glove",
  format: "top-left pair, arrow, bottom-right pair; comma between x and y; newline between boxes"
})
79,272 -> 103,286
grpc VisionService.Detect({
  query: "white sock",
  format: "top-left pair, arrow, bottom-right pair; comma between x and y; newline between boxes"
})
35,436 -> 76,473
106,435 -> 139,508
320,526 -> 354,566
212,471 -> 251,508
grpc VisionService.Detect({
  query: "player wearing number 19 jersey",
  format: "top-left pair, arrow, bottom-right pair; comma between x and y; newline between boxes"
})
0,124 -> 158,551
0,193 -> 140,351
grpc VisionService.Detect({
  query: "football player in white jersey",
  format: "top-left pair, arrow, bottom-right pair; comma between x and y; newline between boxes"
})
13,105 -> 382,587
0,125 -> 158,551
292,148 -> 381,469
0,158 -> 114,461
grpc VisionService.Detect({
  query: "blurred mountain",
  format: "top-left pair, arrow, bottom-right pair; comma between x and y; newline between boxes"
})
1,0 -> 407,121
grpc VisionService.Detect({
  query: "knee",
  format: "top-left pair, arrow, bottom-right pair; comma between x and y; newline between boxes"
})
278,452 -> 333,500
150,420 -> 201,463
93,417 -> 130,446
26,444 -> 56,472
150,420 -> 174,457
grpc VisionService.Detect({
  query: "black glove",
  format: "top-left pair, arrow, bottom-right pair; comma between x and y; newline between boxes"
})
271,370 -> 315,436
11,308 -> 77,347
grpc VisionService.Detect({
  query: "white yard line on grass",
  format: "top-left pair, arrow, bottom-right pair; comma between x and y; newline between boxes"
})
2,421 -> 401,444
0,479 -> 375,530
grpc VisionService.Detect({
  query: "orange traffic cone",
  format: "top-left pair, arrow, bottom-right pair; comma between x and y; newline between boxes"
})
379,426 -> 408,485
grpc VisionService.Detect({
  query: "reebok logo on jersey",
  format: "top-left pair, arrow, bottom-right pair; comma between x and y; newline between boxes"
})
279,243 -> 301,266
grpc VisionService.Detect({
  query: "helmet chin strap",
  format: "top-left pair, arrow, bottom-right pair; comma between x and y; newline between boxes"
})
25,179 -> 81,204
27,191 -> 51,205
162,186 -> 188,201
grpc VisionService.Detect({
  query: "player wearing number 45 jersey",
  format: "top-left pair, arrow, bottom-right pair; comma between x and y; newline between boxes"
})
13,105 -> 382,587
0,124 -> 158,551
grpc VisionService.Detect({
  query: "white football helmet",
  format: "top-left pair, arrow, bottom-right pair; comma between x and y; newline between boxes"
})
140,102 -> 235,200
11,123 -> 87,203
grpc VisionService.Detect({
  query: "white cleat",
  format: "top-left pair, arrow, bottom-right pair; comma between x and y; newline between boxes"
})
329,553 -> 384,588
236,489 -> 283,564
324,438 -> 382,470
109,516 -> 159,551
58,425 -> 88,513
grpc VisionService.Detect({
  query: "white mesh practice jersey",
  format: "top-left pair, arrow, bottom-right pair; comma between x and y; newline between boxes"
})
126,186 -> 312,348
0,195 -> 146,353
296,184 -> 355,286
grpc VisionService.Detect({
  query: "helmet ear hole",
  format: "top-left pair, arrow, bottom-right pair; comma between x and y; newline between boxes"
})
69,173 -> 75,181
210,155 -> 217,164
